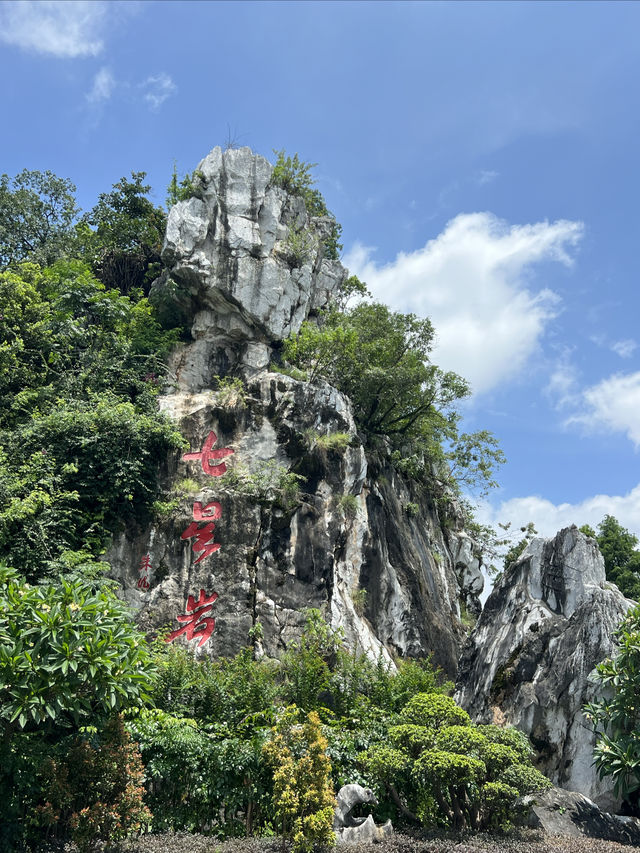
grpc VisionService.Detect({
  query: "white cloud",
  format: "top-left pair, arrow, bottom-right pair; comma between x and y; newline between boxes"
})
0,1 -> 107,58
568,371 -> 640,447
611,338 -> 637,359
140,73 -> 176,110
344,213 -> 583,394
477,483 -> 640,544
86,67 -> 115,103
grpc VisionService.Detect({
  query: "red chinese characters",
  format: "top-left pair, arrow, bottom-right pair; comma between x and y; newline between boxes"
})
165,589 -> 218,647
181,501 -> 223,563
182,431 -> 234,477
137,553 -> 151,590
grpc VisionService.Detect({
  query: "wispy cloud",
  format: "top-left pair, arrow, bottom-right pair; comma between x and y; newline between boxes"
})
476,169 -> 499,186
140,73 -> 177,110
87,67 -> 115,103
344,214 -> 583,395
567,370 -> 640,447
0,1 -> 107,58
611,338 -> 637,359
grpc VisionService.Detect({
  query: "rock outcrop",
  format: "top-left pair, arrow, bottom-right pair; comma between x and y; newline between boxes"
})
455,526 -> 632,809
523,788 -> 640,846
106,147 -> 485,678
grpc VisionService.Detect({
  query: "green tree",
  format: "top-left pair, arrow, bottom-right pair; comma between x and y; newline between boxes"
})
0,262 -> 183,580
596,515 -> 640,600
584,604 -> 640,806
0,169 -> 79,269
283,301 -> 504,494
80,172 -> 167,295
362,693 -> 550,831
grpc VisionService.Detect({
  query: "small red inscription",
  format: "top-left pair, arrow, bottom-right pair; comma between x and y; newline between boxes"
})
166,589 -> 218,647
137,553 -> 151,591
182,431 -> 234,477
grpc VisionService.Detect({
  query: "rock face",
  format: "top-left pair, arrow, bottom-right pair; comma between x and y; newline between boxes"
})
107,147 -> 485,678
523,788 -> 640,846
157,146 -> 347,384
455,526 -> 632,809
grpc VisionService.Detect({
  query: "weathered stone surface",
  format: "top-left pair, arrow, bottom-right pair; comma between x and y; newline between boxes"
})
523,788 -> 640,845
334,784 -> 379,828
107,146 -> 488,679
336,814 -> 393,845
455,526 -> 632,809
156,146 -> 347,383
107,370 -> 478,676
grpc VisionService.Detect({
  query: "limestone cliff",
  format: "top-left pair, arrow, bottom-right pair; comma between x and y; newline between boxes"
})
455,526 -> 632,810
106,147 -> 484,678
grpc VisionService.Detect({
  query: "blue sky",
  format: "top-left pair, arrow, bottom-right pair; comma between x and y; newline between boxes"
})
2,0 -> 639,543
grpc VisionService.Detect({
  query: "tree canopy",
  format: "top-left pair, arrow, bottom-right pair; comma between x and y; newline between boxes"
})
282,294 -> 504,496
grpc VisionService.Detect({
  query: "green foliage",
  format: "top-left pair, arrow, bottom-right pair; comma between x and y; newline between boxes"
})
595,515 -> 640,600
0,261 -> 183,579
361,692 -> 548,832
0,169 -> 79,269
270,150 -> 343,260
215,375 -> 247,409
501,763 -> 553,795
283,301 -> 503,497
166,163 -> 206,208
313,431 -> 351,452
278,224 -> 315,269
127,707 -> 271,836
262,706 -> 336,853
351,586 -> 367,616
79,172 -> 167,295
338,493 -> 359,520
400,692 -> 471,729
220,460 -> 305,511
28,714 -> 151,851
0,568 -> 156,734
585,603 -> 640,800
404,501 -> 420,518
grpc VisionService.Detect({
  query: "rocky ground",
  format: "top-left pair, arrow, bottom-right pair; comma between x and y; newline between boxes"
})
117,831 -> 638,853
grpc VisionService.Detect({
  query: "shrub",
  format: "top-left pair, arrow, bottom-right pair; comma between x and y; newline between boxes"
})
28,715 -> 151,851
360,692 -> 550,832
0,568 -> 156,733
262,706 -> 336,853
400,693 -> 471,729
338,493 -> 358,520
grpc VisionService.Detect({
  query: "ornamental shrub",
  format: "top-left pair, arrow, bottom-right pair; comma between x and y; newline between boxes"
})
360,692 -> 550,832
262,706 -> 336,853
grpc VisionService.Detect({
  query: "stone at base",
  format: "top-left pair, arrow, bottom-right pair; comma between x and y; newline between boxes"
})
522,788 -> 640,846
336,815 -> 393,844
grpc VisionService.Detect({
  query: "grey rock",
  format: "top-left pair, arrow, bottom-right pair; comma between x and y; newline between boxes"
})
107,146 -> 486,680
156,146 -> 347,383
334,784 -> 379,828
107,368 -> 476,677
455,526 -> 632,809
523,788 -> 640,845
336,815 -> 393,845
